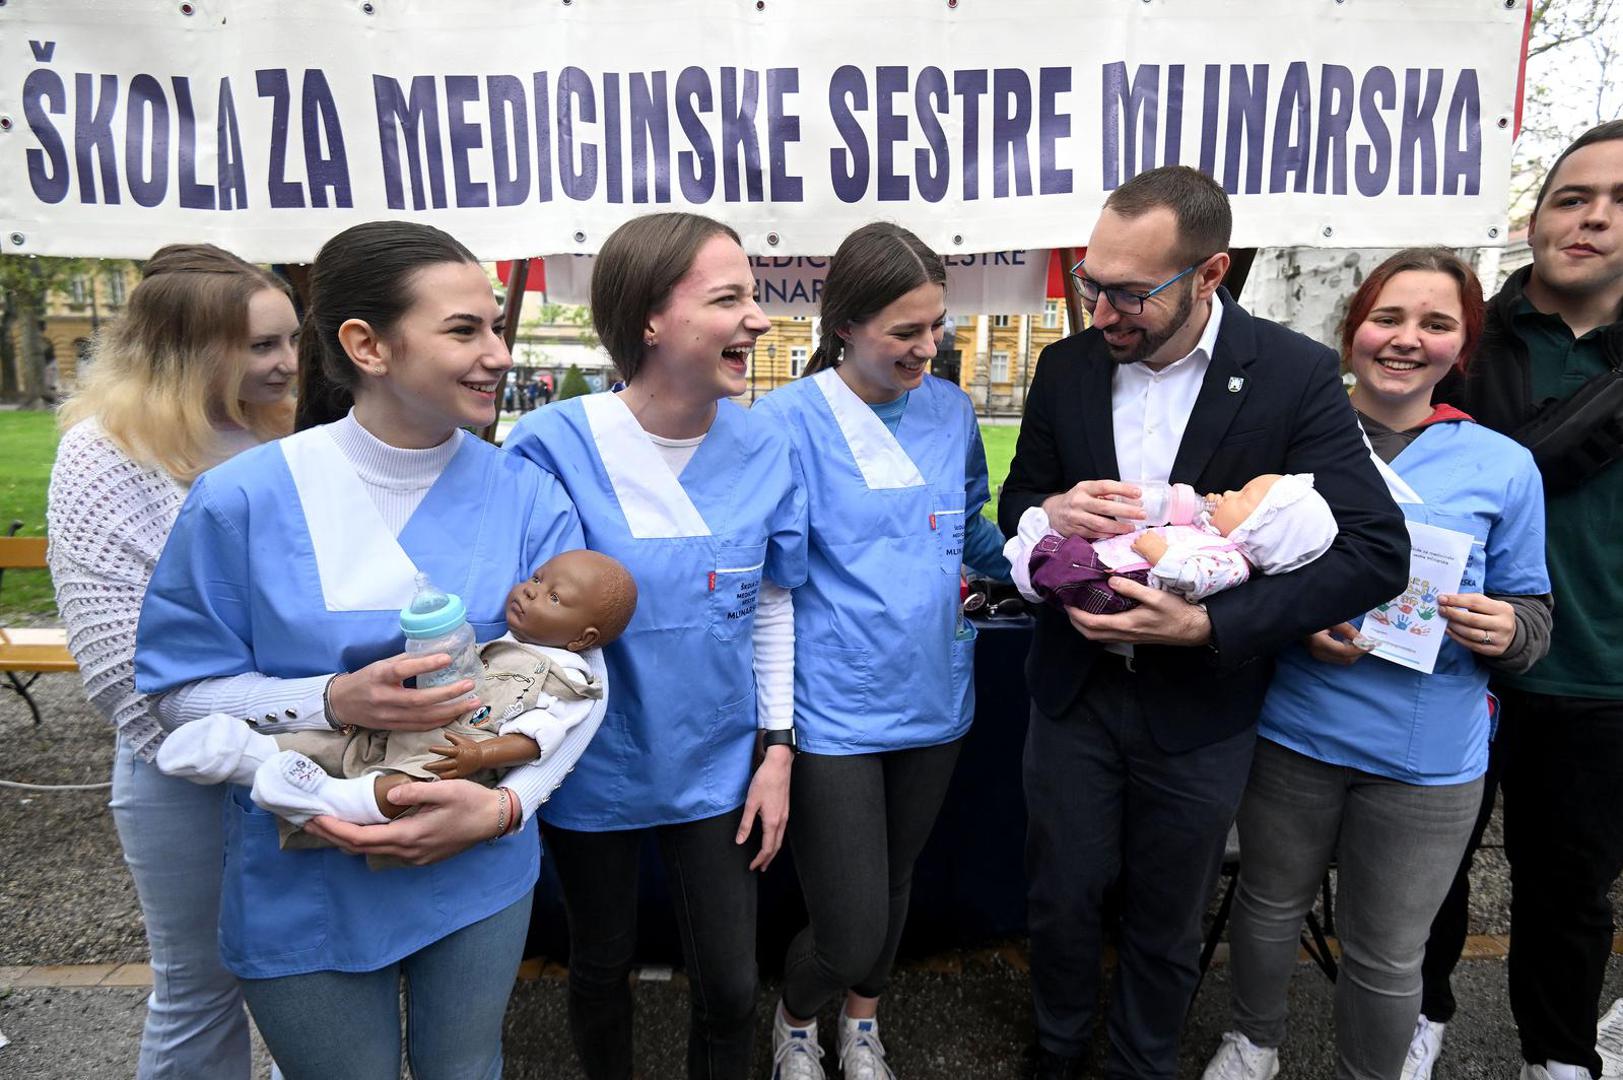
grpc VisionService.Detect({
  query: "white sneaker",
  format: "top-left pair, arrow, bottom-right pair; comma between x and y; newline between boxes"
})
1521,1063 -> 1593,1080
1201,1031 -> 1280,1080
837,1011 -> 896,1080
1402,1015 -> 1447,1080
1598,997 -> 1623,1078
773,1005 -> 826,1080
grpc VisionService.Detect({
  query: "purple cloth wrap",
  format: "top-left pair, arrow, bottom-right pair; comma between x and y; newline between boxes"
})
1027,533 -> 1152,615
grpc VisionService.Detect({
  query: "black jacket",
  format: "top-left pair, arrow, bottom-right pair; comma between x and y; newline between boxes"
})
1438,264 -> 1623,435
998,290 -> 1410,753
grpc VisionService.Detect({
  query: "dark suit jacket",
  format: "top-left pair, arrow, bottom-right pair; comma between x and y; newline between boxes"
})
998,289 -> 1410,753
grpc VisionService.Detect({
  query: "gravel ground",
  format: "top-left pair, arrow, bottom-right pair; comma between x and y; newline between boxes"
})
5,669 -> 1622,1078
10,960 -> 1623,1078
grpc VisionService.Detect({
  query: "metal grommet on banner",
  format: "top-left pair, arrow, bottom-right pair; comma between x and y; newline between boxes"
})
952,234 -> 963,245
766,232 -> 780,247
9,233 -> 25,248
1488,227 -> 1501,239
1322,226 -> 1334,238
1497,116 -> 1510,129
573,230 -> 587,244
755,0 -> 765,9
0,116 -> 12,132
947,0 -> 957,8
179,1 -> 194,14
362,1 -> 375,12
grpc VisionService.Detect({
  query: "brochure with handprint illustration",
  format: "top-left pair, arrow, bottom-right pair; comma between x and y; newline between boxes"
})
1360,520 -> 1474,675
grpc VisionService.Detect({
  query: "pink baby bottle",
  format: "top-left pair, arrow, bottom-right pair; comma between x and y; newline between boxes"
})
1131,482 -> 1214,526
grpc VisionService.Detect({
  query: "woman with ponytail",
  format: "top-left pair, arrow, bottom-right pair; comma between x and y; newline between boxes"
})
134,221 -> 584,1078
48,244 -> 298,1078
754,222 -> 1008,1079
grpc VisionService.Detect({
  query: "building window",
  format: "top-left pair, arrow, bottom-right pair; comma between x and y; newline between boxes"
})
992,314 -> 1011,328
1043,300 -> 1060,328
990,351 -> 1010,382
68,276 -> 89,306
790,346 -> 808,377
107,273 -> 127,305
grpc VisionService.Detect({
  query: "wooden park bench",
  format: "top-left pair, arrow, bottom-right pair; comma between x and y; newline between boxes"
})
0,521 -> 75,725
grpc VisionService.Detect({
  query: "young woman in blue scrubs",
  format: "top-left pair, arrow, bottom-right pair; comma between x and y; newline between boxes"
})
1202,249 -> 1552,1080
504,212 -> 808,1080
754,223 -> 1010,1080
135,221 -> 585,1080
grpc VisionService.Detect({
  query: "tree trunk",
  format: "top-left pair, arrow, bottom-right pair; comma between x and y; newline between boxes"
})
18,262 -> 49,405
0,300 -> 18,401
18,297 -> 48,404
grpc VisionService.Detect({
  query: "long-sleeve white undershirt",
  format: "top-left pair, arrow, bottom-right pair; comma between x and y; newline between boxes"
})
151,411 -> 590,823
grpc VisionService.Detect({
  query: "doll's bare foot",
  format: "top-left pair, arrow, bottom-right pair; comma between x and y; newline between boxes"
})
251,751 -> 390,828
156,713 -> 278,786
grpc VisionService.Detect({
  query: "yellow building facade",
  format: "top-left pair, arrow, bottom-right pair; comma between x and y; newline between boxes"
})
5,262 -> 140,397
750,299 -> 1074,414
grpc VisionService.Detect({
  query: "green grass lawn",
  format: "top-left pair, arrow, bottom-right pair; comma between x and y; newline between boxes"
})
0,410 -> 61,619
980,423 -> 1017,522
0,413 -> 1017,622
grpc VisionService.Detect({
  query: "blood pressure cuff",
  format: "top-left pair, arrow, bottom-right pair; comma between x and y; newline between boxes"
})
1511,367 -> 1623,493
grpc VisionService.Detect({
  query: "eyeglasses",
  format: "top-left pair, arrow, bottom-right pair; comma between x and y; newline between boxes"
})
1069,258 -> 1202,316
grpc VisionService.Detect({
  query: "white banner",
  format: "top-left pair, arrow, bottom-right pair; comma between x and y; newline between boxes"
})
0,0 -> 1526,261
542,250 -> 1054,316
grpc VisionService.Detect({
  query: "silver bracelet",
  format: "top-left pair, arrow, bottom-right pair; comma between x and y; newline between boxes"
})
322,674 -> 347,731
490,788 -> 511,843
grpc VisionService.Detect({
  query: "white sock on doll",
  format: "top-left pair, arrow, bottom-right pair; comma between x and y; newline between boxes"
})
250,750 -> 392,828
156,713 -> 279,786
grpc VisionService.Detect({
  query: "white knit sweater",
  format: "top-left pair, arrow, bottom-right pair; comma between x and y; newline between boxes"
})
46,419 -> 257,760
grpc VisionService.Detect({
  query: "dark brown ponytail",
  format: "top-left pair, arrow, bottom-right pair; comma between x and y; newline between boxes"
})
293,221 -> 478,431
802,222 -> 946,377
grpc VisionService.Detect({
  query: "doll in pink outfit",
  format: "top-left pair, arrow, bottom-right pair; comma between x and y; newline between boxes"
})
1005,473 -> 1339,615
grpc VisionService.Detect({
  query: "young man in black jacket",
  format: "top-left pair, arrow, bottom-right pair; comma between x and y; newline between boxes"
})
1000,166 -> 1408,1080
1410,120 -> 1623,1080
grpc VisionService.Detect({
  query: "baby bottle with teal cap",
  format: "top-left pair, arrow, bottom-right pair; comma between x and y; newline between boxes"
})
400,573 -> 486,706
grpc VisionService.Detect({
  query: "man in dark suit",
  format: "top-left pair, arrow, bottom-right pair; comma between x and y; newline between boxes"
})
999,166 -> 1409,1079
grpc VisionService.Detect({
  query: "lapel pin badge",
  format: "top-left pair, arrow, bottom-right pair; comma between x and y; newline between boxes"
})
1227,376 -> 1245,393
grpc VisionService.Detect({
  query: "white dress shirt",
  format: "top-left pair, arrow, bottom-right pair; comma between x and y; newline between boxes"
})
1111,296 -> 1225,484
1105,296 -> 1224,656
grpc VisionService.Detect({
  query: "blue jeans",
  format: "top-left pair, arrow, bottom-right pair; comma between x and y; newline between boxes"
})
240,893 -> 532,1080
111,735 -> 253,1080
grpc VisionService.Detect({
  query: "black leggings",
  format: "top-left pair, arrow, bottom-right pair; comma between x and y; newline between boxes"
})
780,737 -> 963,1019
540,810 -> 758,1080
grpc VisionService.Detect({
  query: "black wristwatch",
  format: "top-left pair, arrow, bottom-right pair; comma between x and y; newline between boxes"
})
760,727 -> 798,754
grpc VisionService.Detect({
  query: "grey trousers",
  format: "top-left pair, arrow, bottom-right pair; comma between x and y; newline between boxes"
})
1228,738 -> 1483,1080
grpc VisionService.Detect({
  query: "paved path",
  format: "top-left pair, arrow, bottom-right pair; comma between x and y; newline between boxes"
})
6,670 -> 1623,1077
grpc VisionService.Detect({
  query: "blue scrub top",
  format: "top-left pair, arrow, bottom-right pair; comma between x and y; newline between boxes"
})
135,429 -> 583,978
504,396 -> 808,830
754,371 -> 990,755
1260,419 -> 1549,784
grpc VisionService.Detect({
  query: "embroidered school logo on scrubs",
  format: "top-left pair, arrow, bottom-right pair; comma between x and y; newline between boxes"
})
711,558 -> 764,623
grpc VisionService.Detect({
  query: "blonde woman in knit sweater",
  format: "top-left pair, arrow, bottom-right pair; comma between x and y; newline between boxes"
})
48,244 -> 298,1080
